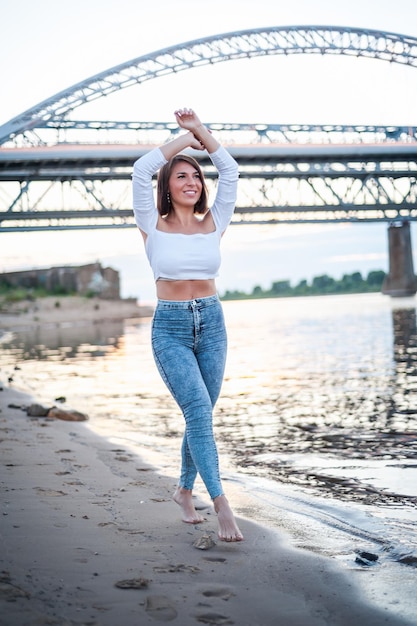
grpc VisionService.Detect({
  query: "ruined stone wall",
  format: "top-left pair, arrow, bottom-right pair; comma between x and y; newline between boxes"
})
75,263 -> 120,299
0,262 -> 120,299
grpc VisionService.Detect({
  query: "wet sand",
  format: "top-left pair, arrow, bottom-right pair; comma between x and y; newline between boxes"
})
0,381 -> 414,626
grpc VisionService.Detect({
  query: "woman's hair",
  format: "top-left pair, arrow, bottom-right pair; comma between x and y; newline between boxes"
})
157,154 -> 208,217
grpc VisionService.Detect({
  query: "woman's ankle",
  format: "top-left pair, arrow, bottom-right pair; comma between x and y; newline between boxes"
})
213,494 -> 230,513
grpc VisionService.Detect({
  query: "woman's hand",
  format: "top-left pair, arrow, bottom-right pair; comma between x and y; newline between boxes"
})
160,107 -> 219,157
188,133 -> 205,150
174,108 -> 202,133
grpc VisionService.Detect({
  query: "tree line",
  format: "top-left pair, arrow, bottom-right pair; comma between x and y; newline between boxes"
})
221,270 -> 387,300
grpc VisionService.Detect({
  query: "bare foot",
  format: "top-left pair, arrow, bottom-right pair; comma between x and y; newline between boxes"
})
213,495 -> 244,542
173,487 -> 205,524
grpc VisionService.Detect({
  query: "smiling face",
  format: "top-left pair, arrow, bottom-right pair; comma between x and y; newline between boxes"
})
157,154 -> 208,217
168,161 -> 203,210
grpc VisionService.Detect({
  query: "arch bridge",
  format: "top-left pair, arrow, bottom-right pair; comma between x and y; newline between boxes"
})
1,25 -> 417,294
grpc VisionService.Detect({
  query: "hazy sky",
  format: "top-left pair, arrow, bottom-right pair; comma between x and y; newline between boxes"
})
2,0 -> 417,126
1,0 -> 417,300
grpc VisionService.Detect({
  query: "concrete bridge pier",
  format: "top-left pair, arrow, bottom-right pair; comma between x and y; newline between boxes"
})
382,221 -> 417,297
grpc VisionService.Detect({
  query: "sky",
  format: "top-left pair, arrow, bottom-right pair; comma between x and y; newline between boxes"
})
1,0 -> 417,301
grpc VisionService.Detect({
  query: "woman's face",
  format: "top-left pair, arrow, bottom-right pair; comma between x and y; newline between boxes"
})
168,161 -> 203,209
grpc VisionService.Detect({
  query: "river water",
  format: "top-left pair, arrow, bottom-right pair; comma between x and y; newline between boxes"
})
1,292 -> 417,617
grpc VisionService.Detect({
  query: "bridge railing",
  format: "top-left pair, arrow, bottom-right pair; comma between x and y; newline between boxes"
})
3,121 -> 417,149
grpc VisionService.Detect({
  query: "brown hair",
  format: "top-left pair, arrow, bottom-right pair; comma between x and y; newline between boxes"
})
157,154 -> 208,217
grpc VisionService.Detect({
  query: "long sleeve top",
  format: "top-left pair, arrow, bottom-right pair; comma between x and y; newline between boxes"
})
132,145 -> 238,281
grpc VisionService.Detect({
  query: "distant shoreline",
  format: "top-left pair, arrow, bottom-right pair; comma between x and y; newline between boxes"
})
221,286 -> 383,301
221,269 -> 387,300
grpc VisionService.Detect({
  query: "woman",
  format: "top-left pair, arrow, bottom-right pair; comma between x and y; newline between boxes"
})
132,108 -> 243,542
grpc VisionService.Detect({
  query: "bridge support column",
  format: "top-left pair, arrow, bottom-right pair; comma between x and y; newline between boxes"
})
382,221 -> 417,297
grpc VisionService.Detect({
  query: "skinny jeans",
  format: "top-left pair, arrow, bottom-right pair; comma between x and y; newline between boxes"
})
151,294 -> 226,500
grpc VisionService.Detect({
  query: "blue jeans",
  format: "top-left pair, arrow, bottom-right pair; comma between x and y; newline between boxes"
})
151,294 -> 227,499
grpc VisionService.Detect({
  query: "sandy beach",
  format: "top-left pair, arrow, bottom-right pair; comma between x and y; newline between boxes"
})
0,299 -> 416,626
0,295 -> 154,329
0,382 -> 415,626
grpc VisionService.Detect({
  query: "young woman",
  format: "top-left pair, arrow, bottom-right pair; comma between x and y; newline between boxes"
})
132,108 -> 243,542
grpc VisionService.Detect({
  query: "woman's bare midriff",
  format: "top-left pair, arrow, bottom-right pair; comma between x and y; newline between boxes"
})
156,279 -> 217,301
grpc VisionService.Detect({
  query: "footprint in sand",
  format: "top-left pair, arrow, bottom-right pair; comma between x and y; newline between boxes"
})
194,585 -> 235,624
145,594 -> 177,621
33,487 -> 67,497
0,574 -> 30,601
153,563 -> 200,574
201,586 -> 235,600
195,612 -> 233,625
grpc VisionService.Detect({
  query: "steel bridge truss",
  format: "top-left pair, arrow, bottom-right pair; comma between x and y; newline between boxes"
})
7,120 -> 417,149
1,151 -> 416,231
1,25 -> 417,230
1,25 -> 417,146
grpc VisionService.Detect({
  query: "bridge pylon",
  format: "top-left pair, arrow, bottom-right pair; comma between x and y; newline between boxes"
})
382,221 -> 417,297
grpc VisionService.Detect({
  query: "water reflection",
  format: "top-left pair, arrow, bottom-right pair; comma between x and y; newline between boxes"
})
216,300 -> 417,507
392,307 -> 417,377
386,307 -> 417,429
0,320 -> 124,361
1,296 -> 417,508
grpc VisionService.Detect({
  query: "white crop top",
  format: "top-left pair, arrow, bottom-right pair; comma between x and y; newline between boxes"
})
132,145 -> 238,281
